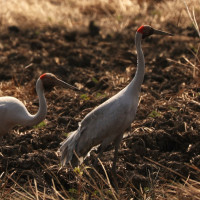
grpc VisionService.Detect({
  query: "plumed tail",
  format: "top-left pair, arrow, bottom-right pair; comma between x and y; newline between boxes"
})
59,126 -> 83,167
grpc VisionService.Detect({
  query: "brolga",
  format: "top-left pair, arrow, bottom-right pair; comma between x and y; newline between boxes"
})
59,25 -> 173,172
0,73 -> 78,137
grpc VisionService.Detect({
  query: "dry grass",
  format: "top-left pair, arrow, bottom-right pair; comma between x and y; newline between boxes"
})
157,178 -> 200,200
184,0 -> 200,37
1,162 -> 200,199
0,0 -> 199,32
0,163 -> 120,200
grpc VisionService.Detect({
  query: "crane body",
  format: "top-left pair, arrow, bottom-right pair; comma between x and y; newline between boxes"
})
0,73 -> 78,137
60,25 -> 172,170
60,79 -> 140,166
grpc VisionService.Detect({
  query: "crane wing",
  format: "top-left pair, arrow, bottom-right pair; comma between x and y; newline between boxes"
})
60,90 -> 138,167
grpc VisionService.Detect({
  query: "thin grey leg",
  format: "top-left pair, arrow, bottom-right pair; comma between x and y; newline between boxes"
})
112,134 -> 123,174
93,145 -> 106,167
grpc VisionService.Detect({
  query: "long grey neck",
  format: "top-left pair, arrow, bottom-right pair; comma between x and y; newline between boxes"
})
25,78 -> 47,126
128,32 -> 145,93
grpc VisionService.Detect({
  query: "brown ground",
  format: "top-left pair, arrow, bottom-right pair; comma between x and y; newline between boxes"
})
0,21 -> 200,199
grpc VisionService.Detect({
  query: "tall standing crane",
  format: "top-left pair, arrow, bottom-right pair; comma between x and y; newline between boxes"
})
0,73 -> 78,137
59,25 -> 172,172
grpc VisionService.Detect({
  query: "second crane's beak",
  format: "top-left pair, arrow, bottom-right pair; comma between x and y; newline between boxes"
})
55,78 -> 80,91
153,28 -> 173,36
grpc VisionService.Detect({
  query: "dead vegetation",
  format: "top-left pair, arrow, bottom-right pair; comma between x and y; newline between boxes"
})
0,0 -> 199,31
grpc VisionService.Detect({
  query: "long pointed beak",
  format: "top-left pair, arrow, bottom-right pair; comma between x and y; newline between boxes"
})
55,78 -> 80,91
153,29 -> 173,36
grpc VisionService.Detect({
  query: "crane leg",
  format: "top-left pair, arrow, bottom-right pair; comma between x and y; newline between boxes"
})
110,134 -> 123,191
0,139 -> 3,157
112,134 -> 123,174
93,145 -> 106,167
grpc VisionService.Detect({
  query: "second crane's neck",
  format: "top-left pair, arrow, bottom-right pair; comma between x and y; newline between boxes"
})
129,32 -> 145,92
26,78 -> 47,126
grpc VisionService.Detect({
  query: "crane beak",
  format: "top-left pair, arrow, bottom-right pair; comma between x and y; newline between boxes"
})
153,29 -> 173,36
55,78 -> 80,91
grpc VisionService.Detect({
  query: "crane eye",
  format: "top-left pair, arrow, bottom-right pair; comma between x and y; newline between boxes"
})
43,81 -> 55,91
142,28 -> 154,39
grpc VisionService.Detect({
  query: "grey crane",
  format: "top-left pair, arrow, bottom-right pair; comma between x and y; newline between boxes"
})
59,25 -> 172,172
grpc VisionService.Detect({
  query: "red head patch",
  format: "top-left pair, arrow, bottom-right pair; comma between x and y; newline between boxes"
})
137,25 -> 145,34
40,73 -> 47,79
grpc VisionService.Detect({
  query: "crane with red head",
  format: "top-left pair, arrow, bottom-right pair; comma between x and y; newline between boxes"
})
59,25 -> 172,173
0,73 -> 78,137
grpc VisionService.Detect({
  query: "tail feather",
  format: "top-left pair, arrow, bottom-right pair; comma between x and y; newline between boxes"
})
59,126 -> 83,167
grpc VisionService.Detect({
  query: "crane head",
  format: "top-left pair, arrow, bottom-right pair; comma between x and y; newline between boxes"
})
40,73 -> 79,91
137,25 -> 173,39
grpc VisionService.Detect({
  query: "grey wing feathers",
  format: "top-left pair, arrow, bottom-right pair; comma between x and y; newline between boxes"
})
59,93 -> 126,167
60,125 -> 85,166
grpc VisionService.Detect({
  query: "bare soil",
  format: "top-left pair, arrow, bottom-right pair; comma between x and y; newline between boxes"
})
0,22 -> 200,198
